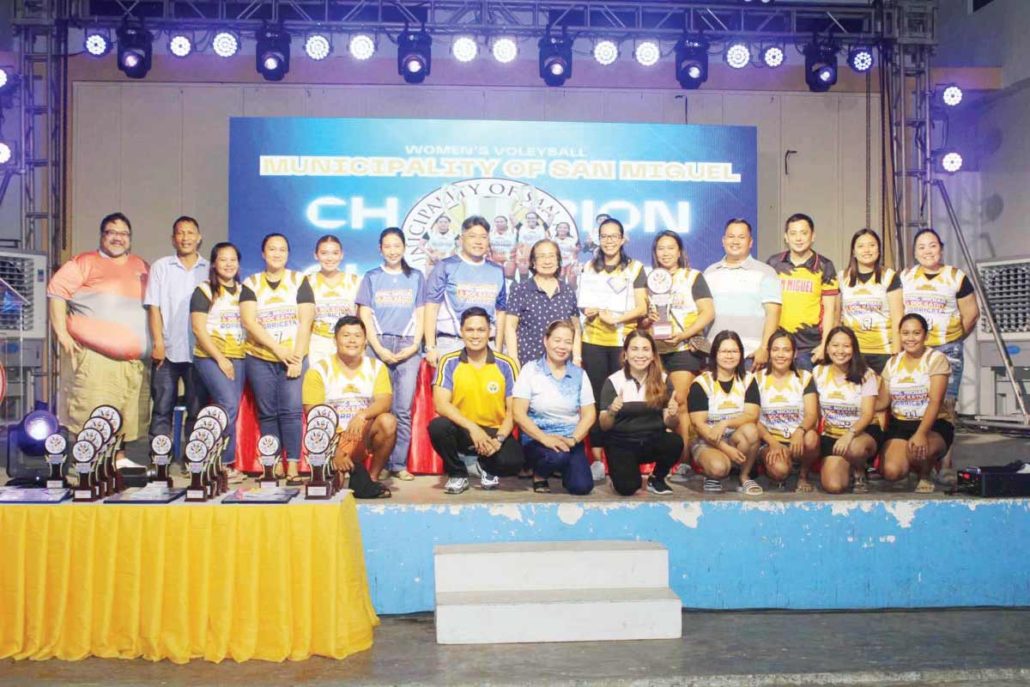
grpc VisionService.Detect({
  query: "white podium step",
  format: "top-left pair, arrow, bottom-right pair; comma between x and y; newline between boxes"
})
434,540 -> 669,593
435,587 -> 682,644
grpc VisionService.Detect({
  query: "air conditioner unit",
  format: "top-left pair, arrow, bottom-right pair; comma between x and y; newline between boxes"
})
0,250 -> 47,341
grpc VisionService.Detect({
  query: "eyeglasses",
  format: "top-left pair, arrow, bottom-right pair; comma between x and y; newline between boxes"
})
103,230 -> 131,238
599,234 -> 622,242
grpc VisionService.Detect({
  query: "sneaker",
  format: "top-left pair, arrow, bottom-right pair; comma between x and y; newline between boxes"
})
647,475 -> 673,495
866,466 -> 884,482
116,456 -> 145,470
480,470 -> 499,490
703,478 -> 723,493
590,461 -> 607,481
444,477 -> 469,495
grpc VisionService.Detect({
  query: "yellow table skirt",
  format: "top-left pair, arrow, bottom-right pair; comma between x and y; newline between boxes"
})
0,494 -> 379,663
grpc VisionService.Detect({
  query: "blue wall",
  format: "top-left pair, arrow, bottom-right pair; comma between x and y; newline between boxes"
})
357,498 -> 1030,615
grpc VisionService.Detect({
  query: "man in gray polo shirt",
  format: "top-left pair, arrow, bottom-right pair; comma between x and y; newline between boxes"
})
703,218 -> 782,370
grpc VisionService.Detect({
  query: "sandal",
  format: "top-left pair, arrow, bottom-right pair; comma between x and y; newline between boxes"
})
914,478 -> 935,494
795,479 -> 815,494
517,468 -> 533,480
532,479 -> 551,494
738,478 -> 764,496
852,474 -> 869,494
356,483 -> 392,499
273,462 -> 286,479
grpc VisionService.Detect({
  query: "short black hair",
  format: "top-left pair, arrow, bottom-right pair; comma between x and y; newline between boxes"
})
724,218 -> 752,236
172,215 -> 199,231
100,212 -> 132,234
333,315 -> 366,335
460,306 -> 490,326
785,213 -> 815,232
461,215 -> 490,234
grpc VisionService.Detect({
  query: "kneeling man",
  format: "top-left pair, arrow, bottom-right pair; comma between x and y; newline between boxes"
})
302,315 -> 395,499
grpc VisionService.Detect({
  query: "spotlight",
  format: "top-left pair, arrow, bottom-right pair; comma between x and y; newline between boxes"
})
491,37 -> 518,64
212,31 -> 240,58
935,149 -> 964,174
0,67 -> 12,93
939,84 -> 963,107
17,408 -> 60,456
804,42 -> 838,92
0,141 -> 13,165
256,25 -> 291,81
760,45 -> 784,68
539,34 -> 572,86
848,47 -> 874,73
84,32 -> 111,56
452,36 -> 478,63
593,40 -> 618,66
398,30 -> 431,83
304,34 -> 331,61
675,34 -> 709,89
116,24 -> 153,79
168,33 -> 193,58
349,34 -> 376,61
725,42 -> 751,69
635,41 -> 660,67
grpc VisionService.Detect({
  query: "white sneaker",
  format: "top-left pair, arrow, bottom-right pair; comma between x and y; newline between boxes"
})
116,456 -> 145,470
444,477 -> 469,495
480,470 -> 499,490
590,461 -> 607,481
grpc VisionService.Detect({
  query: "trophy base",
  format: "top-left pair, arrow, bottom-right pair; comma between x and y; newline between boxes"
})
305,483 -> 330,499
258,479 -> 280,489
150,476 -> 174,489
652,323 -> 673,340
185,488 -> 208,502
46,479 -> 67,490
73,488 -> 98,502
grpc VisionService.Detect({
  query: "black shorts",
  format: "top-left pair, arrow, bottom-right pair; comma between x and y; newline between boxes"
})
864,353 -> 891,376
885,418 -> 955,450
661,349 -> 705,373
820,425 -> 885,458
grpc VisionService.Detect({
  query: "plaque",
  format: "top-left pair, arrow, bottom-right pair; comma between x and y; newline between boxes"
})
184,439 -> 209,501
256,434 -> 281,489
150,434 -> 174,487
646,268 -> 674,340
44,433 -> 68,490
304,427 -> 333,499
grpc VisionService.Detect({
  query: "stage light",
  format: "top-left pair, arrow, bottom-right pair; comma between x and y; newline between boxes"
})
349,34 -> 375,61
18,409 -> 60,456
635,41 -> 660,67
725,42 -> 751,69
168,33 -> 193,58
804,42 -> 838,92
0,141 -> 12,165
398,30 -> 431,83
592,40 -> 618,66
539,34 -> 572,86
84,32 -> 111,57
0,68 -> 11,93
761,45 -> 784,68
675,34 -> 709,89
940,84 -> 963,107
212,31 -> 239,58
452,36 -> 478,63
491,37 -> 517,64
256,25 -> 290,81
848,47 -> 874,73
304,34 -> 331,61
116,24 -> 153,79
936,149 -> 964,174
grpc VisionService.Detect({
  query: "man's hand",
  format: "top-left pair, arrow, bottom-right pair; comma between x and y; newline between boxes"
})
344,413 -> 368,440
57,332 -> 80,356
151,340 -> 166,368
468,425 -> 495,456
426,348 -> 440,368
750,347 -> 769,371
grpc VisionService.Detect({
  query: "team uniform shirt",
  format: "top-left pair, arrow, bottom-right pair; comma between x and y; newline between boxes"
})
900,265 -> 974,346
489,230 -> 518,263
651,267 -> 712,355
703,256 -> 782,358
239,270 -> 315,362
308,272 -> 361,341
47,250 -> 150,360
355,266 -> 425,338
755,369 -> 816,442
599,369 -> 675,440
579,259 -> 647,347
881,349 -> 953,423
511,358 -> 594,438
555,235 -> 579,264
434,348 -> 519,429
687,372 -> 760,428
767,251 -> 839,352
839,269 -> 902,355
189,282 -> 246,359
506,278 -> 579,365
302,355 -> 392,429
517,224 -> 549,254
424,230 -> 459,262
424,254 -> 507,338
812,364 -> 879,437
144,254 -> 209,363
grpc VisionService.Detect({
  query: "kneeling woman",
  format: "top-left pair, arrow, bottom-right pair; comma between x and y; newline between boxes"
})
876,313 -> 954,493
813,326 -> 882,494
512,319 -> 596,495
687,330 -> 762,494
597,330 -> 682,496
753,329 -> 820,491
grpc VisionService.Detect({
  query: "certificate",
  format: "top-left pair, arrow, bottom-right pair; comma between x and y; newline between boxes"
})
577,268 -> 630,312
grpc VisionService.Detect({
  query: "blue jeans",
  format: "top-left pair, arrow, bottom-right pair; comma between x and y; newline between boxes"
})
935,340 -> 964,401
194,357 -> 246,465
373,334 -> 421,471
244,355 -> 306,462
522,440 -> 593,495
795,349 -> 815,372
149,360 -> 207,451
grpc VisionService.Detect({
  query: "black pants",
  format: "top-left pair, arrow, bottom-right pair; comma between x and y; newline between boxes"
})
606,432 -> 683,496
582,342 -> 623,448
428,417 -> 525,478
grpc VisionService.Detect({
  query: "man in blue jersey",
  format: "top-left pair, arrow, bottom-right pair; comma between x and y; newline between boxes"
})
424,215 -> 507,367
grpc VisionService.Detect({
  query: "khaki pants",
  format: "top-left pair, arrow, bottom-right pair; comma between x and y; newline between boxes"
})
60,347 -> 145,441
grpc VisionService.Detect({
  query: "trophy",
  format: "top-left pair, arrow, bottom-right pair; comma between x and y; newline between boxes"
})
196,405 -> 230,492
304,427 -> 333,499
89,405 -> 124,492
83,416 -> 118,493
188,426 -> 218,498
44,433 -> 68,489
75,426 -> 107,497
646,268 -> 674,340
184,439 -> 210,501
307,405 -> 340,494
256,435 -> 281,489
71,439 -> 99,501
150,435 -> 174,487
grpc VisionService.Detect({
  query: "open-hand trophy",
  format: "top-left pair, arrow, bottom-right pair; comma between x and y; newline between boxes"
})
44,433 -> 68,490
256,434 -> 281,489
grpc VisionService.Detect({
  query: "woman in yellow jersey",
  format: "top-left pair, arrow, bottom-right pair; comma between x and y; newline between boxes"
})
813,326 -> 883,494
240,233 -> 316,482
900,228 -> 979,405
643,230 -> 715,459
190,242 -> 247,483
577,217 -> 648,461
307,235 -> 362,367
838,229 -> 903,375
753,329 -> 820,491
876,313 -> 954,493
687,330 -> 762,495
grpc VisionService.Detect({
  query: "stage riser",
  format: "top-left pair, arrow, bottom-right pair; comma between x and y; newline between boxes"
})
358,498 -> 1030,615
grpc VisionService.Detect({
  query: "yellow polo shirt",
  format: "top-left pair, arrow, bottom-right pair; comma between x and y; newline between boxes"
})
433,348 -> 519,429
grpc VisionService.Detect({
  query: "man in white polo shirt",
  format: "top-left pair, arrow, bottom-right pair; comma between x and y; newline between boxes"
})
703,218 -> 782,370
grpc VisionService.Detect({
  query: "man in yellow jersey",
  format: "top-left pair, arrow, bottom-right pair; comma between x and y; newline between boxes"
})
302,315 -> 396,499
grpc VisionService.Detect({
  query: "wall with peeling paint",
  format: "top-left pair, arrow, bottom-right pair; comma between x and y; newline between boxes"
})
357,498 -> 1030,614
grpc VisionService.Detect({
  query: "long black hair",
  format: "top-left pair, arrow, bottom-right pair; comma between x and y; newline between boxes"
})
845,228 -> 885,287
765,328 -> 799,377
380,227 -> 413,276
207,242 -> 241,306
824,325 -> 869,385
591,217 -> 630,273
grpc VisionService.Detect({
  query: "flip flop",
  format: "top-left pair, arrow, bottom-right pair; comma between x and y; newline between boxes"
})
914,478 -> 935,494
737,478 -> 763,496
795,479 -> 815,494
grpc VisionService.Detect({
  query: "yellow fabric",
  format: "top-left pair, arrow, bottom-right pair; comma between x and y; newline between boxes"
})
900,265 -> 966,346
308,272 -> 361,340
882,349 -> 953,423
243,270 -> 306,362
193,282 -> 246,359
580,260 -> 644,347
655,268 -> 702,355
755,369 -> 812,441
302,356 -> 392,428
839,268 -> 896,355
0,496 -> 378,664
